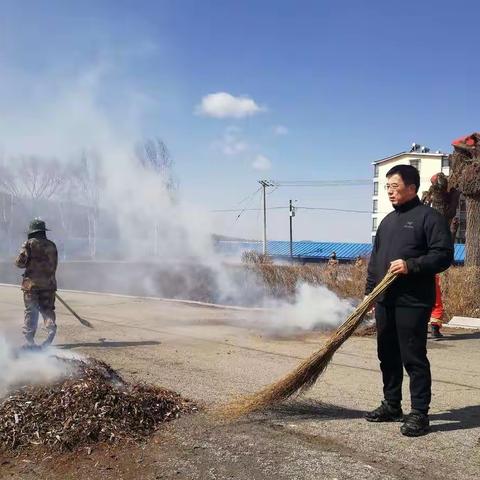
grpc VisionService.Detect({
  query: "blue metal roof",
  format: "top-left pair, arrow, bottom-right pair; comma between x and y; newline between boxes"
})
216,240 -> 465,264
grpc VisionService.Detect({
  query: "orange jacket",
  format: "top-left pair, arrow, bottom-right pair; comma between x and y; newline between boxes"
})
430,274 -> 444,321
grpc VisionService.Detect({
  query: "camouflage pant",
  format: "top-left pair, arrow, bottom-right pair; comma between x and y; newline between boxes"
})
23,290 -> 57,346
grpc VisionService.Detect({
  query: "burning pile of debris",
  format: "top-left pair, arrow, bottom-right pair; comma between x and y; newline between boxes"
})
0,356 -> 195,452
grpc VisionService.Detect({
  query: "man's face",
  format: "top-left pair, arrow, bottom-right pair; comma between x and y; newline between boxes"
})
385,173 -> 417,206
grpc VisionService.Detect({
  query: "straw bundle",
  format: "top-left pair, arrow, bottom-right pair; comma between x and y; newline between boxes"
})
221,271 -> 397,417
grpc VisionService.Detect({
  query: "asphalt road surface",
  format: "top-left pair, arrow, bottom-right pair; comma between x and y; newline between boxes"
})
1,285 -> 479,480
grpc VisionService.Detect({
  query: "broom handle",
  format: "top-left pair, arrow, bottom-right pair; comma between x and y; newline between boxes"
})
55,293 -> 91,327
332,271 -> 398,339
362,271 -> 398,308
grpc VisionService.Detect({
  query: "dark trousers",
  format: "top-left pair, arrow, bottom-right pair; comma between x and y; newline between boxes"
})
375,303 -> 431,412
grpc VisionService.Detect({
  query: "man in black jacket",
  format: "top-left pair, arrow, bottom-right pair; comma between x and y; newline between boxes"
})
365,165 -> 453,436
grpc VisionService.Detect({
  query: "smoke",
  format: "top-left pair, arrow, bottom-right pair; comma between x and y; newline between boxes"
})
0,336 -> 75,397
0,55 -> 354,334
227,282 -> 354,336
0,57 -> 267,308
273,283 -> 354,334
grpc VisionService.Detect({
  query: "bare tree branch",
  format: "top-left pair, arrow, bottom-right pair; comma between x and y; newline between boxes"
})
135,138 -> 179,195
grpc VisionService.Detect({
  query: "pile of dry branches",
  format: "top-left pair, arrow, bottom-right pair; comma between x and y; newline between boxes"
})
0,357 -> 195,452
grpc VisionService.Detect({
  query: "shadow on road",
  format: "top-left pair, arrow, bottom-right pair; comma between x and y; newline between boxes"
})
439,331 -> 480,341
57,340 -> 162,349
267,400 -> 365,420
430,404 -> 480,432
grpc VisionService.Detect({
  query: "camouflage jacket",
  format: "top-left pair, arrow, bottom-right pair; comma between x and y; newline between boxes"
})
15,238 -> 58,291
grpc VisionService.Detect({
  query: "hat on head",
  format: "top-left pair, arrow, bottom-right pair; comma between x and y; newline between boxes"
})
28,218 -> 50,234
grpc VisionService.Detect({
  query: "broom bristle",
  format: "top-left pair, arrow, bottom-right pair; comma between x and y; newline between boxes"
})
219,271 -> 397,418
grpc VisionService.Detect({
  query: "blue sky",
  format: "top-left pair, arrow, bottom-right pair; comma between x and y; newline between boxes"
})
0,0 -> 477,241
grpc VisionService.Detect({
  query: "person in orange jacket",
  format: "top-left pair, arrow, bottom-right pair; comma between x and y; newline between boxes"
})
430,275 -> 444,339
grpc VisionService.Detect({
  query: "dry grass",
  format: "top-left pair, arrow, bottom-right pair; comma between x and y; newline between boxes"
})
241,251 -> 367,301
242,252 -> 480,321
442,267 -> 480,320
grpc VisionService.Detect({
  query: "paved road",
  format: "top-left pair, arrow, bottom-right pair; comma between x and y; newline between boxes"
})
1,285 -> 479,479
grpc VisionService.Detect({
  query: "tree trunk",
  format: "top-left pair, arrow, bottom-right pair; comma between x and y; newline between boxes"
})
92,215 -> 96,259
465,195 -> 480,266
87,209 -> 97,259
7,194 -> 14,255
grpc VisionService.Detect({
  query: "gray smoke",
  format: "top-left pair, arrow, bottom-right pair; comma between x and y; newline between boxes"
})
0,59 -> 354,334
0,336 -> 78,396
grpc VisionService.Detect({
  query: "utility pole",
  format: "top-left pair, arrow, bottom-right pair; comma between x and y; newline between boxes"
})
256,178 -> 368,257
289,199 -> 295,259
259,180 -> 274,255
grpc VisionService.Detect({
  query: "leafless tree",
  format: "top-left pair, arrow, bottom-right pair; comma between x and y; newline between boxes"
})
73,151 -> 103,259
135,138 -> 179,197
0,156 -> 67,253
0,156 -> 65,201
421,172 -> 460,242
448,133 -> 480,266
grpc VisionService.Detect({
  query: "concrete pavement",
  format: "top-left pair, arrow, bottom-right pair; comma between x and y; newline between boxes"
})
1,285 -> 479,479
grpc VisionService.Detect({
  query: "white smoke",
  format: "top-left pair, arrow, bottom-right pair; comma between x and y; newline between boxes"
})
0,56 -> 355,334
274,283 -> 354,333
0,336 -> 78,396
233,283 -> 354,335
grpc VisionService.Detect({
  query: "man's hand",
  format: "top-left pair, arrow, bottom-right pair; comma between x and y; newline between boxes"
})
389,259 -> 408,275
364,295 -> 375,314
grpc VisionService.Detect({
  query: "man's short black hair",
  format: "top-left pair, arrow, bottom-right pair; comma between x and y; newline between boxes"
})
386,164 -> 420,192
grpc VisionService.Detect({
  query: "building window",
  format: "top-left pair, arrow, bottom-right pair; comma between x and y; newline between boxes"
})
410,159 -> 420,171
373,182 -> 378,195
371,234 -> 376,244
372,217 -> 378,232
374,164 -> 379,178
442,156 -> 450,169
373,199 -> 378,213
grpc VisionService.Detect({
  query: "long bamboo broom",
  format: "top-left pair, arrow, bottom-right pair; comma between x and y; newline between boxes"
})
55,293 -> 94,328
220,271 -> 398,417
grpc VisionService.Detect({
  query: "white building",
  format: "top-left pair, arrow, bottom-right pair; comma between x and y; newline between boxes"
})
371,143 -> 450,242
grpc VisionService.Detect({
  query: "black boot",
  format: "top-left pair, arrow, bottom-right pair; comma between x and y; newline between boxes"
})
365,400 -> 403,422
400,410 -> 430,437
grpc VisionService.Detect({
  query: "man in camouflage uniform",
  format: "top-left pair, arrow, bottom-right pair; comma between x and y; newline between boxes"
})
15,219 -> 58,348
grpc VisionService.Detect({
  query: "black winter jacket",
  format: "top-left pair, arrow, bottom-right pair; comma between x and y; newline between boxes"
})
365,196 -> 454,307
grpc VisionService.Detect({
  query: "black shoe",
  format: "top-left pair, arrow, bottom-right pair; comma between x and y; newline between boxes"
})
431,325 -> 443,340
400,410 -> 430,437
365,400 -> 403,422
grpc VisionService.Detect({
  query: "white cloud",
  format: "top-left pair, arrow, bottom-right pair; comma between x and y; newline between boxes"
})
214,126 -> 249,156
273,125 -> 288,136
252,154 -> 272,171
196,92 -> 265,119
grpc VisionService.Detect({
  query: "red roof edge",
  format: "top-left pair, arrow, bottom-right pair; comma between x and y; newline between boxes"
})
451,132 -> 480,148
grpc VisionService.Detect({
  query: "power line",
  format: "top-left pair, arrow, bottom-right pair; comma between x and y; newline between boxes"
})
236,186 -> 262,205
254,178 -> 372,254
297,206 -> 373,214
212,206 -> 286,212
211,205 -> 379,214
232,186 -> 263,223
262,179 -> 371,187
